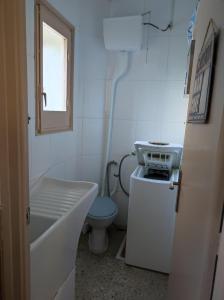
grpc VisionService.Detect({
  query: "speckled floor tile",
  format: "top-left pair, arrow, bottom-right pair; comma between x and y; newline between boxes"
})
75,227 -> 168,300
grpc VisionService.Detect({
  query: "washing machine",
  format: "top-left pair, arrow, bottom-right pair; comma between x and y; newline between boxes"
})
125,141 -> 183,273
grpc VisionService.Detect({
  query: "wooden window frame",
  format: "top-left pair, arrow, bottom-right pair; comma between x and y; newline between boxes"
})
35,0 -> 74,135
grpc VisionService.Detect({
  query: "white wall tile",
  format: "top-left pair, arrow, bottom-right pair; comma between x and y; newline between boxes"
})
45,162 -> 66,180
75,155 -> 84,180
134,121 -> 161,142
114,81 -> 135,120
110,0 -> 145,17
49,132 -> 76,166
112,191 -> 129,228
167,35 -> 188,81
143,0 -> 173,30
132,81 -> 166,122
26,0 -> 34,57
48,0 -> 81,27
80,155 -> 102,186
79,0 -> 110,37
126,36 -> 169,81
64,157 -> 78,180
82,118 -> 104,156
27,55 -> 35,118
83,80 -> 105,118
161,81 -> 189,123
74,79 -> 84,119
79,35 -> 108,80
30,134 -> 51,179
160,121 -> 186,145
171,0 -> 198,34
111,120 -> 135,155
73,117 -> 83,155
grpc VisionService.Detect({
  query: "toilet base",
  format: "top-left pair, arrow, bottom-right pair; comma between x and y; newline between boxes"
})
88,228 -> 109,254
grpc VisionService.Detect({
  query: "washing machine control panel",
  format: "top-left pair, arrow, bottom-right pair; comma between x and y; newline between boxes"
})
134,141 -> 183,180
144,152 -> 172,172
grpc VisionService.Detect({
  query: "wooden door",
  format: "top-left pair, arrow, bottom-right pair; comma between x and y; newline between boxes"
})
0,0 -> 30,299
167,0 -> 224,299
212,217 -> 224,300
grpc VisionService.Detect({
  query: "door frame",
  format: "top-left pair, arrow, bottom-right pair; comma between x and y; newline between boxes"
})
0,0 -> 30,299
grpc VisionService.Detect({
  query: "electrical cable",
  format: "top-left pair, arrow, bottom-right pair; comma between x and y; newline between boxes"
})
143,22 -> 172,32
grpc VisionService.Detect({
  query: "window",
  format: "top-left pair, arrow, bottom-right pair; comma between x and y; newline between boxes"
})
35,0 -> 74,134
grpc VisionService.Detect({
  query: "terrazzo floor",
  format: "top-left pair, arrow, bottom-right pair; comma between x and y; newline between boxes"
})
75,227 -> 168,300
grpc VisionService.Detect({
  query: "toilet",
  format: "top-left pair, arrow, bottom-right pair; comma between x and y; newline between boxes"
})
87,196 -> 118,254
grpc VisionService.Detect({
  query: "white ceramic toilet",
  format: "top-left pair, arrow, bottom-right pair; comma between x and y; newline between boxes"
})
87,196 -> 118,254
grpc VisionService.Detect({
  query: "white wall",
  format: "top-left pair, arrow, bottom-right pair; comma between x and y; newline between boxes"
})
26,0 -> 110,185
76,0 -> 110,188
26,0 -> 197,228
108,0 -> 197,227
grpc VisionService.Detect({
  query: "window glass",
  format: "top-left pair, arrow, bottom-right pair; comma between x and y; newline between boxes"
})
42,22 -> 68,111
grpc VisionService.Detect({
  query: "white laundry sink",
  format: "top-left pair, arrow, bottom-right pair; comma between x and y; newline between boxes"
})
29,177 -> 98,300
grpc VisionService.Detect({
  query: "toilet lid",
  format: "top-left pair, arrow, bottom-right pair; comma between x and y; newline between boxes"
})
88,197 -> 118,219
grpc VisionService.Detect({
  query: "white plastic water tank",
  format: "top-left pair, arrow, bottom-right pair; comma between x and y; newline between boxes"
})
103,15 -> 142,51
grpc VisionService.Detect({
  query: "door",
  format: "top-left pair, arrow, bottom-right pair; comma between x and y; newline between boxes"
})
212,214 -> 224,300
167,0 -> 224,299
0,0 -> 30,299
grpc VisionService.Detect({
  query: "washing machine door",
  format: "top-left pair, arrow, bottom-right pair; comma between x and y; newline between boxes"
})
125,166 -> 179,273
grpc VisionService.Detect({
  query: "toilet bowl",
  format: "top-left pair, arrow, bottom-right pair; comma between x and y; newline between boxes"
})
87,196 -> 118,254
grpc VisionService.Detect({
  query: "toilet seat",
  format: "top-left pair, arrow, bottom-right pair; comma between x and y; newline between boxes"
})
88,197 -> 118,220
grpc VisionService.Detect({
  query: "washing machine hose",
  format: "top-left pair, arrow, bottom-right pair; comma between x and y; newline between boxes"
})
117,152 -> 136,197
106,153 -> 136,198
117,154 -> 132,197
106,160 -> 117,197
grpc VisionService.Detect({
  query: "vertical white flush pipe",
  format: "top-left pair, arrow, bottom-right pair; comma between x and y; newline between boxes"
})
100,51 -> 131,197
170,0 -> 176,29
